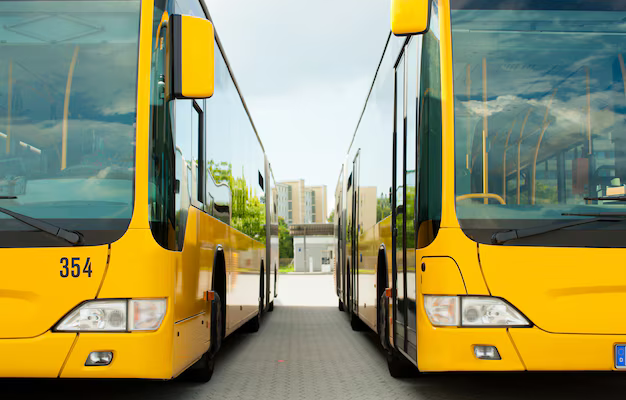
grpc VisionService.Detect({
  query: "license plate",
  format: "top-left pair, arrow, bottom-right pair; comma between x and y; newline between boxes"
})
616,345 -> 626,368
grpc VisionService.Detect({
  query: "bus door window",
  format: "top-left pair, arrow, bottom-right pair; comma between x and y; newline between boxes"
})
353,151 -> 361,312
393,52 -> 407,348
416,0 -> 442,250
405,37 -> 420,362
191,100 -> 205,208
174,100 -> 193,245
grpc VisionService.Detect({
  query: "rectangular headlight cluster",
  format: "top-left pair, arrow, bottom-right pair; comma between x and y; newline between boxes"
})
424,296 -> 530,327
55,299 -> 167,332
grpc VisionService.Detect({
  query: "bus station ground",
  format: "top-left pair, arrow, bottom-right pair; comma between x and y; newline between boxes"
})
4,274 -> 626,399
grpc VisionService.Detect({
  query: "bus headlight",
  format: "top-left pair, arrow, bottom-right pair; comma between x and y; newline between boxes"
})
424,296 -> 530,327
129,299 -> 167,331
461,297 -> 529,327
424,296 -> 459,326
55,299 -> 166,332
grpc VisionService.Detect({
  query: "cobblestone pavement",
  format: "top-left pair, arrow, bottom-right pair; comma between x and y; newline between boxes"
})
3,275 -> 626,399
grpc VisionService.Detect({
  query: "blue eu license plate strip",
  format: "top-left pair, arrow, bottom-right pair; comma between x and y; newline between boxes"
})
616,345 -> 626,368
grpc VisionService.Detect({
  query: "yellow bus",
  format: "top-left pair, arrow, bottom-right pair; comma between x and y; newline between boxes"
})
335,0 -> 626,376
0,0 -> 278,381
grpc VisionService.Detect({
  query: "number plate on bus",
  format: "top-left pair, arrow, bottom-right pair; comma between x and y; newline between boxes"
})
615,345 -> 626,368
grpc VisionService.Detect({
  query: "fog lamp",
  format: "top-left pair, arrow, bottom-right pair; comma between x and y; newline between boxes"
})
85,351 -> 113,366
474,345 -> 501,360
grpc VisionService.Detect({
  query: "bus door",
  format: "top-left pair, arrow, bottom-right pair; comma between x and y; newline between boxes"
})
345,171 -> 354,312
392,52 -> 407,353
351,151 -> 361,314
404,37 -> 420,363
337,191 -> 344,303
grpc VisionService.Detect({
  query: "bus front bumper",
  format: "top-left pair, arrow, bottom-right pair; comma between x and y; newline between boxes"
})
0,330 -> 173,379
418,325 -> 626,372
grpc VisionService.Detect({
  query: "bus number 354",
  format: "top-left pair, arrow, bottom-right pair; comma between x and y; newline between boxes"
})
60,257 -> 93,278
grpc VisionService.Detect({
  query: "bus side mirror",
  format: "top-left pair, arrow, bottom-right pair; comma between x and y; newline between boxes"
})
170,14 -> 214,99
391,0 -> 430,36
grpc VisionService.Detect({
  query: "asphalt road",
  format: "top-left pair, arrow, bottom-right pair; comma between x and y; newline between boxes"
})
3,274 -> 626,399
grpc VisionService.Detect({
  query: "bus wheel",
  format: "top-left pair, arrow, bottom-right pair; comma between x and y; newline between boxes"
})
268,301 -> 274,312
338,299 -> 344,311
386,348 -> 417,378
377,293 -> 389,350
183,349 -> 215,383
350,307 -> 366,331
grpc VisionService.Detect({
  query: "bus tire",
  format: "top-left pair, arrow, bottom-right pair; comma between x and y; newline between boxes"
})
268,301 -> 274,312
183,349 -> 215,383
246,302 -> 261,333
378,292 -> 389,350
338,299 -> 344,311
386,348 -> 417,378
350,311 -> 365,331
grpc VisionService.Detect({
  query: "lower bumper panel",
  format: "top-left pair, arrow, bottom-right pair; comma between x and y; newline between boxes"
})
511,327 -> 626,371
0,332 -> 76,378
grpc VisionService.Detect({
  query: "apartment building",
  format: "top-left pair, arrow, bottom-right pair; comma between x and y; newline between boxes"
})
273,180 -> 327,225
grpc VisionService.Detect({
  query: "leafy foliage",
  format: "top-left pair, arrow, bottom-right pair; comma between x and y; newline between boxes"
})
278,217 -> 293,258
209,160 -> 267,243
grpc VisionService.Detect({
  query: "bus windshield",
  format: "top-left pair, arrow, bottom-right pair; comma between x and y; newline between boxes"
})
452,0 -> 626,246
0,0 -> 140,246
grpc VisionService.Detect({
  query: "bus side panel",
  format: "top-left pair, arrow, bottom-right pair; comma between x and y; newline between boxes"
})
356,213 -> 394,333
171,208 -> 219,375
356,222 -> 380,329
226,227 -> 262,336
172,313 -> 210,378
174,208 -> 211,324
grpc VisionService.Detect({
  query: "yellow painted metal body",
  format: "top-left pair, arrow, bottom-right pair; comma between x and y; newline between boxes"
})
0,0 -> 263,379
177,15 -> 215,99
390,0 -> 430,36
343,0 -> 626,374
413,0 -> 626,372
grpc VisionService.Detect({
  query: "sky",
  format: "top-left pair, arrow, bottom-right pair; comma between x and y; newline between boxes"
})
204,0 -> 391,218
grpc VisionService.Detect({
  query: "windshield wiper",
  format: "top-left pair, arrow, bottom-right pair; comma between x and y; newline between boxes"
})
491,213 -> 626,245
0,196 -> 17,199
583,196 -> 626,201
0,206 -> 83,245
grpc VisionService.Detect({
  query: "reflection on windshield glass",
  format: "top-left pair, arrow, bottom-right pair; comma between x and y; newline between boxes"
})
0,1 -> 139,237
452,3 -> 626,231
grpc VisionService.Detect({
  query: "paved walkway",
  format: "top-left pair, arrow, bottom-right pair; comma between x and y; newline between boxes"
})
4,275 -> 626,399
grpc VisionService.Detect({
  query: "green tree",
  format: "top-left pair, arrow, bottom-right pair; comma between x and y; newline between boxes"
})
377,194 -> 391,222
209,160 -> 267,242
278,217 -> 293,259
207,160 -> 232,184
327,210 -> 335,223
